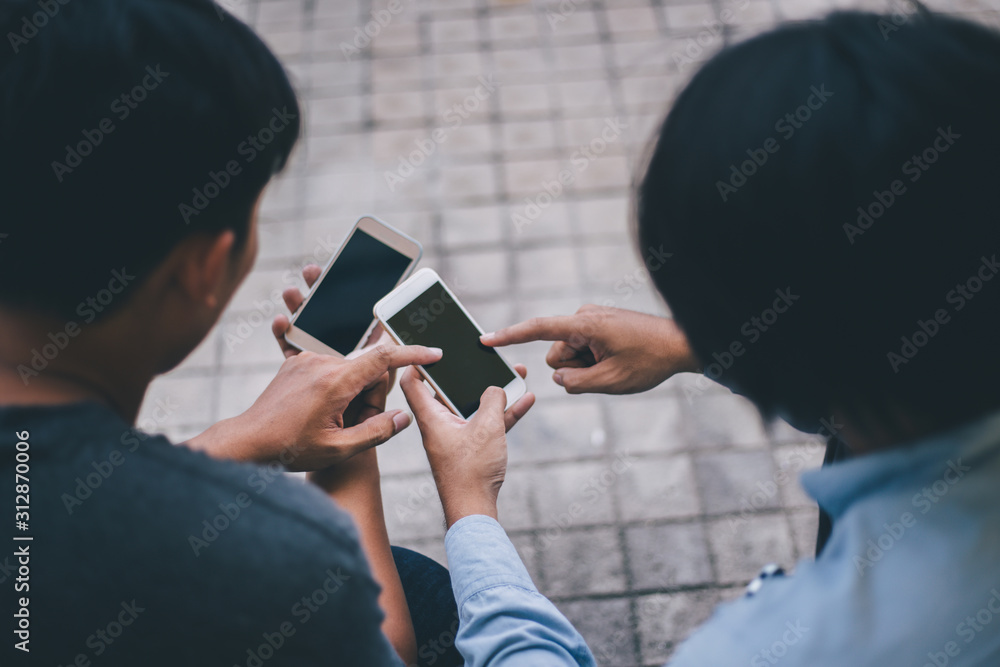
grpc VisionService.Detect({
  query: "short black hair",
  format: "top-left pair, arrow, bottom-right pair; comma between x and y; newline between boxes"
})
637,10 -> 1000,435
0,0 -> 299,320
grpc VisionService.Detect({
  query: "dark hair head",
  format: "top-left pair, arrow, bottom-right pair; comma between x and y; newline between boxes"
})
637,10 -> 1000,434
0,0 -> 299,319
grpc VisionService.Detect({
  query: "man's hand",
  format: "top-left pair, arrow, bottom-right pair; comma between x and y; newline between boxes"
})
400,367 -> 534,528
188,263 -> 441,470
481,304 -> 699,395
270,264 -> 396,431
188,344 -> 442,470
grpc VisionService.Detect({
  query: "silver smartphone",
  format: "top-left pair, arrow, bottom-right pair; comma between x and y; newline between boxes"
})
374,268 -> 527,419
284,216 -> 422,357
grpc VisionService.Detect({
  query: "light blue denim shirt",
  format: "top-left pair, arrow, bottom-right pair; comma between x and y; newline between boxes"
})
445,410 -> 1000,666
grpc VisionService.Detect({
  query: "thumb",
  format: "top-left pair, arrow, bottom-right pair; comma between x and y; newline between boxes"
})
471,386 -> 507,426
338,409 -> 411,456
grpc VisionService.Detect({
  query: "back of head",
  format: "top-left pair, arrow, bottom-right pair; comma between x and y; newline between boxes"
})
637,10 -> 1000,434
0,0 -> 299,320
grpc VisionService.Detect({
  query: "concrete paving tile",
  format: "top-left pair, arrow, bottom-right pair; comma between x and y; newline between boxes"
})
617,454 -> 701,522
706,514 -> 796,585
694,449 -> 781,515
557,598 -> 639,666
515,246 -> 583,291
507,396 -> 607,463
381,473 -> 448,541
139,376 -> 214,433
538,525 -> 627,596
626,522 -> 714,589
532,460 -> 623,528
636,589 -> 720,664
607,394 -> 688,454
787,508 -> 821,562
217,370 -> 279,421
684,391 -> 770,449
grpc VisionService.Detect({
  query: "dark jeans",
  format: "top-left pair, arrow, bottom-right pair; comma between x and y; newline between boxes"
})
392,546 -> 463,667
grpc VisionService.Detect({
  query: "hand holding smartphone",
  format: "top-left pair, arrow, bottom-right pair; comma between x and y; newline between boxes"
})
374,268 -> 527,419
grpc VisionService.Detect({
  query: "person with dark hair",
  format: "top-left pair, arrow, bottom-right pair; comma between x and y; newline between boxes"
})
0,0 -> 485,664
401,7 -> 1000,666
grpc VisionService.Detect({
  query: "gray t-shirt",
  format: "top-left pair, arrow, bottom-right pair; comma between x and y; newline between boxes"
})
1,401 -> 402,666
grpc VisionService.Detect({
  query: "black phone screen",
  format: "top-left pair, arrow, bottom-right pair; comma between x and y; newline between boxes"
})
387,281 -> 516,418
295,229 -> 413,354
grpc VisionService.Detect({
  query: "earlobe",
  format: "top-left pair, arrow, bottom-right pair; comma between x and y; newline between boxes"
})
201,230 -> 237,309
172,230 -> 236,311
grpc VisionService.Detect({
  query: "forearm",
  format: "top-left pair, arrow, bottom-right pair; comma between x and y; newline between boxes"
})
185,415 -> 256,461
446,516 -> 596,667
310,452 -> 417,666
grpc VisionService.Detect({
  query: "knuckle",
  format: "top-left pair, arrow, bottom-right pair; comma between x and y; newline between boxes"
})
374,344 -> 393,365
524,317 -> 544,332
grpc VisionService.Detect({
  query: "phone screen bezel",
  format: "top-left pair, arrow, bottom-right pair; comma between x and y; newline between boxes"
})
284,216 -> 422,357
374,268 -> 527,418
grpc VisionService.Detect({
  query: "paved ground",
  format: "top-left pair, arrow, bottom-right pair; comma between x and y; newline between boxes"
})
140,0 -> 1000,663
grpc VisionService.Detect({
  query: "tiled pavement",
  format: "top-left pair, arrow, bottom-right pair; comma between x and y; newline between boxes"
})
139,0 -> 1000,664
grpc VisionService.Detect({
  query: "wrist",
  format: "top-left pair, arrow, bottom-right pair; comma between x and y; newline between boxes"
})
309,448 -> 381,492
186,415 -> 257,462
438,487 -> 499,528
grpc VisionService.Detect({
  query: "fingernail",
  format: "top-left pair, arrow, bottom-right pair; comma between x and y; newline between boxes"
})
427,347 -> 443,356
392,410 -> 412,433
552,372 -> 564,387
480,332 -> 495,342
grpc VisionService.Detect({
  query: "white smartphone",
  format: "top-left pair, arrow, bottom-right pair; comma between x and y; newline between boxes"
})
374,268 -> 527,419
285,216 -> 422,357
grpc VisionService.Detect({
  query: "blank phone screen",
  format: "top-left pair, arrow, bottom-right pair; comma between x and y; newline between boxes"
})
295,229 -> 413,355
387,281 -> 516,418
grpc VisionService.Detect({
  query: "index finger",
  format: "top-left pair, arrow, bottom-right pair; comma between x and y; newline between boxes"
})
348,344 -> 442,386
480,316 -> 581,347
